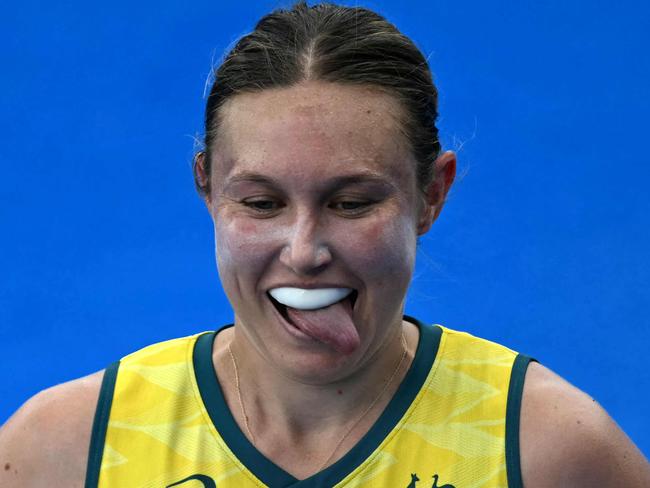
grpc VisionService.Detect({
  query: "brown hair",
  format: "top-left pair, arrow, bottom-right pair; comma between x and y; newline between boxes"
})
194,1 -> 441,198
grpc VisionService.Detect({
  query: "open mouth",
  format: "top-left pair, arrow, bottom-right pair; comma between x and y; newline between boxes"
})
268,290 -> 358,322
266,287 -> 361,354
269,292 -> 291,322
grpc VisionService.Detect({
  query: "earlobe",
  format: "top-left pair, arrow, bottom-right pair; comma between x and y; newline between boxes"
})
417,151 -> 456,235
416,197 -> 434,235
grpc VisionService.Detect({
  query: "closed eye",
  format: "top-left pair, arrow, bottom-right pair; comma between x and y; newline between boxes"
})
335,201 -> 368,210
330,200 -> 375,215
242,198 -> 284,214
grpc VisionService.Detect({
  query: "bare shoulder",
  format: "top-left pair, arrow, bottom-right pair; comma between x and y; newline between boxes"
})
520,361 -> 650,488
0,370 -> 104,488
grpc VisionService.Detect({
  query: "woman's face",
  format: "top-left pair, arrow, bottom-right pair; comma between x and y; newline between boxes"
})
205,81 -> 443,382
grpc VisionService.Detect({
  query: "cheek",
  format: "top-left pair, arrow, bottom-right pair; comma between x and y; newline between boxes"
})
213,218 -> 283,277
338,214 -> 417,282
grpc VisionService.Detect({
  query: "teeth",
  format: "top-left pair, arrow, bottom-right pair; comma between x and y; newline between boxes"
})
269,287 -> 353,310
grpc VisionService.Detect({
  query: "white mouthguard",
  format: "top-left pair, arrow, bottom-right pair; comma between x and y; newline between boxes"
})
269,287 -> 353,310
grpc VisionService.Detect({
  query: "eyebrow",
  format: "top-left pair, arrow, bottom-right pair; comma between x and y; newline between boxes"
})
224,170 -> 396,192
224,172 -> 277,187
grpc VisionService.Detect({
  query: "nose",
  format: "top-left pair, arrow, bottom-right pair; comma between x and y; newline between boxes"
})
279,213 -> 332,275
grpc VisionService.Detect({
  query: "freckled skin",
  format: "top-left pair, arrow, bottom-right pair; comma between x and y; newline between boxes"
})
206,81 -> 427,383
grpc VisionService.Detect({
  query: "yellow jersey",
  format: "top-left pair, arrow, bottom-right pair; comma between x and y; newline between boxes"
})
85,317 -> 534,487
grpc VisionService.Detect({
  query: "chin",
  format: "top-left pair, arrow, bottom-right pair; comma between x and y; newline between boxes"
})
273,347 -> 365,385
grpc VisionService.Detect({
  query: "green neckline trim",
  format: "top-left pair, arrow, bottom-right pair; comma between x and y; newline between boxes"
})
505,354 -> 536,488
193,316 -> 441,488
85,360 -> 120,488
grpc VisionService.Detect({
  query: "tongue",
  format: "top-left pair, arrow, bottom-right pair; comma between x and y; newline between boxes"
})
286,298 -> 360,354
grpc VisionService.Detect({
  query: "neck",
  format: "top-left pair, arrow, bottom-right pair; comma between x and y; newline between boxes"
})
213,319 -> 418,441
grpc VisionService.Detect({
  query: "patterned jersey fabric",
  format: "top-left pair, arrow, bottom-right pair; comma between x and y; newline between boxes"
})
86,317 -> 533,488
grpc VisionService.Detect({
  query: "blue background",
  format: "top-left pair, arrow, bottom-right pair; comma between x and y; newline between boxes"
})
1,0 -> 648,457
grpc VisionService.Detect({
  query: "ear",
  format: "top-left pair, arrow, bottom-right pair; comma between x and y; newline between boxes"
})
193,151 -> 212,208
417,151 -> 456,235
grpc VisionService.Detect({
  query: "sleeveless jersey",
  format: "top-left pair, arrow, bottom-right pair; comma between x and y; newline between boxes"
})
85,317 -> 534,488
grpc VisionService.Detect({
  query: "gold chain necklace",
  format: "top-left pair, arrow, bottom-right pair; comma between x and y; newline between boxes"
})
227,329 -> 408,471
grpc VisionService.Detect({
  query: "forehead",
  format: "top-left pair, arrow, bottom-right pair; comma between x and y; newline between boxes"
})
213,81 -> 415,183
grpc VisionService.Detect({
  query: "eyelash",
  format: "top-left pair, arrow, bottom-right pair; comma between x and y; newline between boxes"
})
330,200 -> 373,214
241,198 -> 375,216
242,199 -> 283,213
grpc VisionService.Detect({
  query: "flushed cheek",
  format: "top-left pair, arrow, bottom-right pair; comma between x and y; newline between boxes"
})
339,215 -> 417,288
213,218 -> 284,290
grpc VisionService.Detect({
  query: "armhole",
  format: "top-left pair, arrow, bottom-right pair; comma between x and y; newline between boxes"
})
84,361 -> 120,488
505,354 -> 536,488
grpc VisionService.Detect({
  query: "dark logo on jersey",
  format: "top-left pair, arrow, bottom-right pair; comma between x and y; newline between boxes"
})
166,473 -> 216,488
406,472 -> 456,488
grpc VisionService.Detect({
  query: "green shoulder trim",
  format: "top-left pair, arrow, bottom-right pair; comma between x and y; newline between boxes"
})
84,361 -> 120,488
505,354 -> 537,488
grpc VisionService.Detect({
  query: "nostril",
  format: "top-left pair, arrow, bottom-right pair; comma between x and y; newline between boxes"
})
280,241 -> 332,273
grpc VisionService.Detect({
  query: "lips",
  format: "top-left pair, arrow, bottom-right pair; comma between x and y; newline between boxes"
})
267,287 -> 358,316
269,287 -> 353,310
